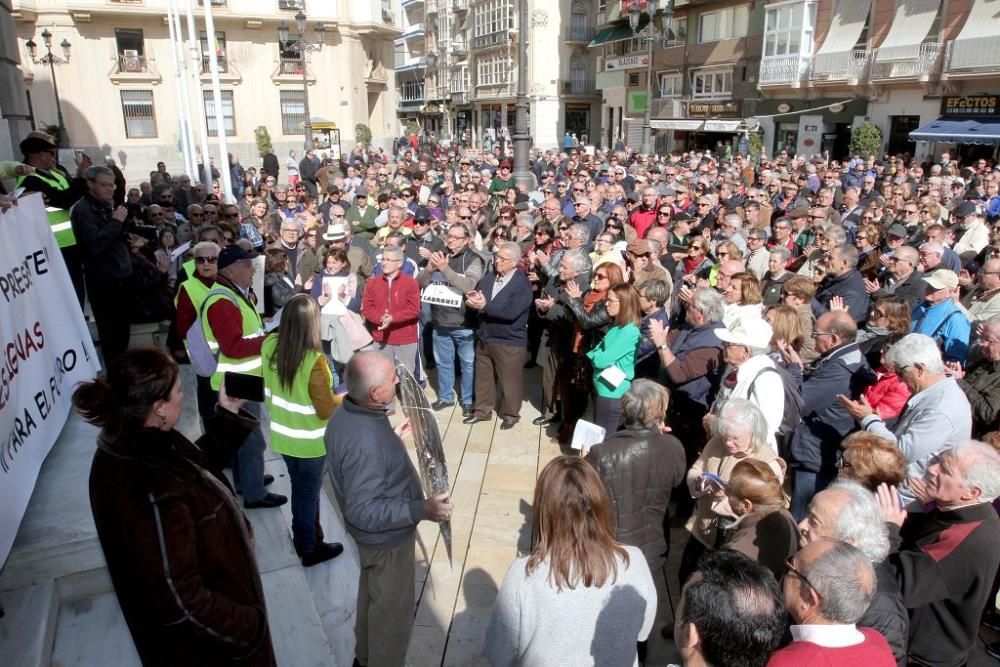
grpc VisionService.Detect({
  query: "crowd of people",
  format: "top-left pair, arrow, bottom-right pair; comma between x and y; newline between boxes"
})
9,124 -> 1000,665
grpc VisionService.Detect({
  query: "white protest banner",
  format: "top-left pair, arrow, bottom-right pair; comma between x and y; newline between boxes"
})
0,194 -> 101,567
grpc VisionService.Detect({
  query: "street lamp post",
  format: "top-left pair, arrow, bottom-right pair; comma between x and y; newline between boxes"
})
278,11 -> 325,152
512,0 -> 532,192
25,30 -> 72,148
628,1 -> 673,157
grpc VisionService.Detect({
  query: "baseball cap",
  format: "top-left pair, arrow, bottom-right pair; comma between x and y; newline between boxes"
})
413,206 -> 432,222
886,224 -> 908,238
924,269 -> 959,290
952,200 -> 978,218
217,244 -> 255,270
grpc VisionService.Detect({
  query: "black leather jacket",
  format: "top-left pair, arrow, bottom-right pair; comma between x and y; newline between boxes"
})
585,428 -> 686,570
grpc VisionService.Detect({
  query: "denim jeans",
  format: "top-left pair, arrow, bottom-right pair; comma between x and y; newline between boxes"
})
432,327 -> 475,405
282,454 -> 326,553
231,400 -> 267,502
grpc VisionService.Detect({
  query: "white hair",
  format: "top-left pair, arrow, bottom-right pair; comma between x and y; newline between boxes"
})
885,333 -> 945,375
825,481 -> 890,563
950,440 -> 1000,501
807,541 -> 876,624
714,398 -> 769,454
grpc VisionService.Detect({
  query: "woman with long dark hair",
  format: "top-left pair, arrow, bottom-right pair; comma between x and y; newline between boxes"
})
484,456 -> 656,665
77,348 -> 276,666
261,294 -> 343,566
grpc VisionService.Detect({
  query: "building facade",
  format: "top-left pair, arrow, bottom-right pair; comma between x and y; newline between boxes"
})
9,0 -> 400,182
396,0 -> 601,150
757,0 -> 1000,161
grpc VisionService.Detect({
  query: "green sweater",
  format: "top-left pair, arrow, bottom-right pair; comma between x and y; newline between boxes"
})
586,323 -> 640,399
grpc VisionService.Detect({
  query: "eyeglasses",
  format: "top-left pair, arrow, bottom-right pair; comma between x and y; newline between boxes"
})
657,210 -> 671,216
811,330 -> 835,338
459,215 -> 473,220
784,559 -> 822,597
194,256 -> 218,264
534,231 -> 549,236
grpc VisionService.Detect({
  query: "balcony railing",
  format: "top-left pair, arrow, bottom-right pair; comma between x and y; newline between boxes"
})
117,54 -> 149,73
201,55 -> 228,74
471,31 -> 511,50
399,88 -> 425,103
561,79 -> 597,96
811,49 -> 870,82
279,57 -> 305,75
565,24 -> 594,43
945,34 -> 1000,72
870,42 -> 941,79
759,54 -> 809,85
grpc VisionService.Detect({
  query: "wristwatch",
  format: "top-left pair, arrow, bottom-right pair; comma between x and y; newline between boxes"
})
658,342 -> 670,351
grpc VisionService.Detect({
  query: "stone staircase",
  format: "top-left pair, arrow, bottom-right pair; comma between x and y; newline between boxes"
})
0,365 -> 357,667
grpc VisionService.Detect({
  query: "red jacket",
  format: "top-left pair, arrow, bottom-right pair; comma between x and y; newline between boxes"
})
630,206 -> 657,239
361,273 -> 420,345
863,369 -> 912,420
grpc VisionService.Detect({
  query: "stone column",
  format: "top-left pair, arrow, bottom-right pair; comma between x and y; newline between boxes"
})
0,0 -> 31,161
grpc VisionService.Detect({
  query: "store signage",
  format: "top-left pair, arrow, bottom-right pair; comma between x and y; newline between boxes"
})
686,101 -> 741,118
942,95 -> 1000,117
777,103 -> 791,113
605,54 -> 651,71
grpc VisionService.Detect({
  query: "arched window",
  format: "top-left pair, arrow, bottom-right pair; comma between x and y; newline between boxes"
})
570,0 -> 589,39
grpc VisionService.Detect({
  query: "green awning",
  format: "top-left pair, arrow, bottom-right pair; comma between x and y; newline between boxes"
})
587,18 -> 648,48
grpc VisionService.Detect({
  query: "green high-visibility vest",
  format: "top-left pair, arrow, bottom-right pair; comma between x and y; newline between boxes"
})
182,258 -> 196,281
202,283 -> 264,391
175,276 -> 215,353
17,170 -> 77,248
261,336 -> 330,458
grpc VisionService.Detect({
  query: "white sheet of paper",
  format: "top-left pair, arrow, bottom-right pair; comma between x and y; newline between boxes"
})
252,255 -> 266,313
599,364 -> 627,389
170,241 -> 191,263
321,276 -> 348,315
570,420 -> 606,452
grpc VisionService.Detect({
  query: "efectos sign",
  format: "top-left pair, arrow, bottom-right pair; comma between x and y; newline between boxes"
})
941,95 -> 1000,117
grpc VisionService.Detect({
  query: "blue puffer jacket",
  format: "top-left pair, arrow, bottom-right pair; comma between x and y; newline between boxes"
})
789,342 -> 875,475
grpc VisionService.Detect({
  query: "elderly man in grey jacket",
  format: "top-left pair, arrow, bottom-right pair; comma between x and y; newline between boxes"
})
326,351 -> 452,667
838,333 -> 971,508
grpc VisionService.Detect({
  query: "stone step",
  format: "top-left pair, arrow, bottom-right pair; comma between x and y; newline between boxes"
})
0,581 -> 58,667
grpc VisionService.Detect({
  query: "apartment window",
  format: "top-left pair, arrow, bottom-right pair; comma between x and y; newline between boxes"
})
115,29 -> 145,72
763,3 -> 815,57
658,72 -> 682,98
604,37 -> 643,58
199,31 -> 227,73
661,17 -> 687,48
477,53 -> 512,86
697,6 -> 749,43
451,65 -> 470,92
280,90 -> 305,135
121,90 -> 156,138
204,90 -> 235,136
473,0 -> 514,38
690,69 -> 733,99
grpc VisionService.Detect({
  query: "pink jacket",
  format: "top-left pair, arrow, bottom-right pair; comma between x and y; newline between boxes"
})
863,369 -> 911,420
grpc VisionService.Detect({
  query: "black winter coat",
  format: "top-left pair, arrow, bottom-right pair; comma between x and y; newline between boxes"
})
585,429 -> 686,570
89,408 -> 276,667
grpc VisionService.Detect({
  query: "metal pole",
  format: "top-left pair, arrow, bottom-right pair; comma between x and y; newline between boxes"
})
170,0 -> 198,180
512,0 -> 531,191
183,0 -> 213,188
642,31 -> 653,156
201,0 -> 233,202
46,47 -> 67,147
301,40 -> 313,152
166,0 -> 194,178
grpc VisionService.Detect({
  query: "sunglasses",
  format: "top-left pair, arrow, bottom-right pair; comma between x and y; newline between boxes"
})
194,256 -> 218,264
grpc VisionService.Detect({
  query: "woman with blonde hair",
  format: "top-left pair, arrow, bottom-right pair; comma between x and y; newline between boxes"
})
681,398 -> 784,584
765,304 -> 810,367
484,456 -> 656,665
720,459 -> 798,580
262,294 -> 343,566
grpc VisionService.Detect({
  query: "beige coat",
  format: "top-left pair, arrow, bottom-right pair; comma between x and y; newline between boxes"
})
685,435 -> 784,548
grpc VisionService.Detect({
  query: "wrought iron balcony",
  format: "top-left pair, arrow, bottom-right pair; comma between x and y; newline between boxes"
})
471,30 -> 512,51
869,42 -> 941,80
811,49 -> 870,82
565,24 -> 594,43
759,54 -> 809,85
279,57 -> 305,75
117,53 -> 149,73
201,55 -> 229,74
561,79 -> 597,96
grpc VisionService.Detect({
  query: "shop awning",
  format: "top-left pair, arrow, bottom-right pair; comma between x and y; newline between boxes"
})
815,0 -> 873,55
949,0 -> 1000,69
650,119 -> 705,131
909,117 -> 1000,145
873,0 -> 940,62
703,120 -> 742,132
588,18 -> 647,48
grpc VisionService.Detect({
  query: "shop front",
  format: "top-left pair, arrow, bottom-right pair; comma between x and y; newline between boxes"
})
650,100 -> 743,154
751,98 -> 868,161
910,95 -> 1000,162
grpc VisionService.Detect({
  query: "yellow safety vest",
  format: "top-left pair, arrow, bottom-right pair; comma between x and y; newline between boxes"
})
175,276 -> 215,353
261,337 -> 331,458
17,170 -> 77,248
202,283 -> 264,391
